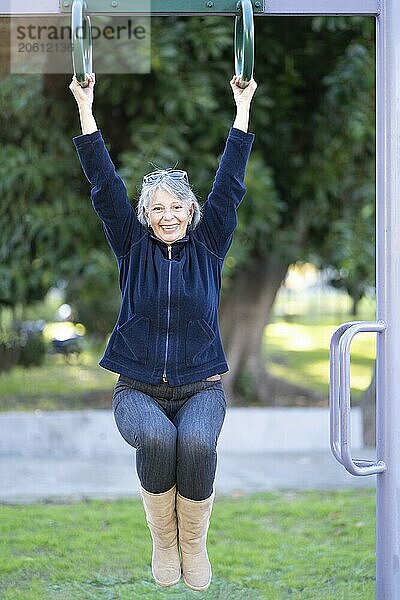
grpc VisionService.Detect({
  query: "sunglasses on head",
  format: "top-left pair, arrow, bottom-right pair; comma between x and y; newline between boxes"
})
143,169 -> 188,185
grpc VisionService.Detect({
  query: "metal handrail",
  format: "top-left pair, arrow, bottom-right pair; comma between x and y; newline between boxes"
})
330,321 -> 360,465
71,0 -> 93,88
329,320 -> 387,476
234,0 -> 254,88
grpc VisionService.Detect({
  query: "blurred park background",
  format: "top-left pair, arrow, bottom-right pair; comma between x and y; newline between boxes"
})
0,15 -> 376,439
0,14 -> 380,599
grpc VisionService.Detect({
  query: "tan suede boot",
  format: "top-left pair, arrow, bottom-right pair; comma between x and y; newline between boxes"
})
176,490 -> 215,591
140,485 -> 181,587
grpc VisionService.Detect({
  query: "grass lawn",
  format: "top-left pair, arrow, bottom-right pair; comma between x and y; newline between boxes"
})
0,489 -> 375,599
265,315 -> 376,403
0,348 -> 117,412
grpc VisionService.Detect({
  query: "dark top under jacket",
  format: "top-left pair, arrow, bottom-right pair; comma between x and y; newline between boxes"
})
73,126 -> 255,386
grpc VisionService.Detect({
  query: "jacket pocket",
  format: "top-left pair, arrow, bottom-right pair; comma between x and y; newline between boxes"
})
185,319 -> 218,367
112,314 -> 150,365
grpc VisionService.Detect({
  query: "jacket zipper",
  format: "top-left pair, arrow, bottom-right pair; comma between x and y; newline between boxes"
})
162,244 -> 172,383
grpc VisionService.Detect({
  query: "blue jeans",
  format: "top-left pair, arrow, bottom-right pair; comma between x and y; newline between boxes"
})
112,375 -> 227,501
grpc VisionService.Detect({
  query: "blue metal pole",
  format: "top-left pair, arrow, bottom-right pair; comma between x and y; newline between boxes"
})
376,0 -> 400,597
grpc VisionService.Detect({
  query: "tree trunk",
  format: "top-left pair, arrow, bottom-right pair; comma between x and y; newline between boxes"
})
219,256 -> 329,407
220,255 -> 289,405
350,290 -> 363,317
351,295 -> 359,317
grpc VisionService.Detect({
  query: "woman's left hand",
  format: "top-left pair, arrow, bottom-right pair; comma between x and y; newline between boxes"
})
230,76 -> 258,107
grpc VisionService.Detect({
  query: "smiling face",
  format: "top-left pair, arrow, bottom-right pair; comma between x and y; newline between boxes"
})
145,188 -> 194,244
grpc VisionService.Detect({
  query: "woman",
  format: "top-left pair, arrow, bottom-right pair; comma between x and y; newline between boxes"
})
70,72 -> 257,591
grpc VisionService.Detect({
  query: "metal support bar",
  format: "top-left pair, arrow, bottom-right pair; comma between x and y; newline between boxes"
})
376,1 -> 400,596
0,0 -> 380,16
330,321 -> 387,476
0,0 -> 61,15
262,0 -> 380,16
59,0 -> 379,16
61,0 -> 264,15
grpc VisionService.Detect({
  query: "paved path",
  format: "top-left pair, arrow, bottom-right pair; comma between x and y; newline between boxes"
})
0,408 -> 375,503
0,450 -> 376,504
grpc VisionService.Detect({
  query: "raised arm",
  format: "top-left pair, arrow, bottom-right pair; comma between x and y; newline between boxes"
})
69,73 -> 98,135
231,75 -> 257,133
194,77 -> 257,258
70,74 -> 142,259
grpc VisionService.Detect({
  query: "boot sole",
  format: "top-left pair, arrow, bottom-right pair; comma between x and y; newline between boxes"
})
154,573 -> 181,587
183,576 -> 211,591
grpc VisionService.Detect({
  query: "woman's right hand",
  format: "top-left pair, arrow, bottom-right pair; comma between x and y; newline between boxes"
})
69,73 -> 95,112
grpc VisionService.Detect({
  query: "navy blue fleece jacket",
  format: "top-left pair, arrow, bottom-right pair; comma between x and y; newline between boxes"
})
73,126 -> 255,385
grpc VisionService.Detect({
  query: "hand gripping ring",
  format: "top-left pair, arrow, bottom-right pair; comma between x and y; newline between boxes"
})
71,0 -> 93,88
234,0 -> 254,88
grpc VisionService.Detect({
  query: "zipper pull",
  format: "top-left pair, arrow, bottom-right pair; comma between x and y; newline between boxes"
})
168,245 -> 172,260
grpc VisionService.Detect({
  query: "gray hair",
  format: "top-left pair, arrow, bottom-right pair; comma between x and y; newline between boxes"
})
136,174 -> 202,230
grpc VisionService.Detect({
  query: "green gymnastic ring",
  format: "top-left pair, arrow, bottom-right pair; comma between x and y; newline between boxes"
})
71,0 -> 93,88
234,0 -> 254,88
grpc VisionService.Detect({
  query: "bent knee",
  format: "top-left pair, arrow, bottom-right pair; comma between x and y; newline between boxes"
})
177,433 -> 216,458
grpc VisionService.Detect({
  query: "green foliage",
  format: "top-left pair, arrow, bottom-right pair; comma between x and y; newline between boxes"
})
0,330 -> 20,373
250,17 -> 374,266
0,323 -> 46,372
64,248 -> 120,337
235,367 -> 258,405
227,153 -> 282,272
0,75 -> 100,316
17,331 -> 46,368
306,35 -> 375,302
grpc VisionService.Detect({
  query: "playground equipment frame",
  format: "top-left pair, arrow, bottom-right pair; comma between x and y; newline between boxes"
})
0,0 -> 398,597
0,1 -> 379,17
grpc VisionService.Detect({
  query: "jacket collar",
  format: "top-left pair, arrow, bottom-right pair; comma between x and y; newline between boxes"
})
148,230 -> 190,259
